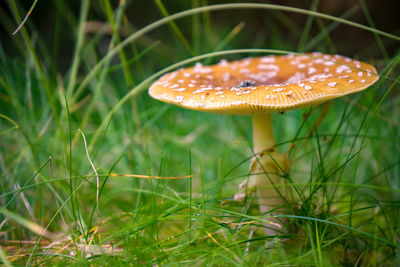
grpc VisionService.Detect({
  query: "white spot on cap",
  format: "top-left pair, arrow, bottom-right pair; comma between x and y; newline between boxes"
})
287,72 -> 306,83
323,61 -> 335,66
361,79 -> 366,83
236,90 -> 250,95
273,87 -> 286,92
336,65 -> 350,73
260,56 -> 275,63
183,72 -> 191,77
218,59 -> 229,66
258,64 -> 279,71
173,88 -> 186,92
176,96 -> 184,102
193,63 -> 212,74
222,72 -> 231,81
167,71 -> 178,80
308,67 -> 317,75
327,82 -> 337,87
308,73 -> 333,81
284,91 -> 294,96
348,79 -> 354,83
358,72 -> 363,77
305,85 -> 312,90
241,59 -> 251,66
314,58 -> 324,64
193,88 -> 212,94
247,71 -> 277,82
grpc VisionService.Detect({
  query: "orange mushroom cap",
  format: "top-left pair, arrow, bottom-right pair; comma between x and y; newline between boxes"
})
149,52 -> 379,115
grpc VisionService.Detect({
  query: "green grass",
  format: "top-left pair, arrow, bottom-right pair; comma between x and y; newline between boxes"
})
1,1 -> 400,266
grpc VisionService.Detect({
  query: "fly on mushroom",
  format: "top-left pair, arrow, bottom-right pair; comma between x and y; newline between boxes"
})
238,80 -> 256,87
149,52 -> 379,236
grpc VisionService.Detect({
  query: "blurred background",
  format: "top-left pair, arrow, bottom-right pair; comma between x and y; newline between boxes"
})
0,1 -> 399,265
1,0 -> 399,68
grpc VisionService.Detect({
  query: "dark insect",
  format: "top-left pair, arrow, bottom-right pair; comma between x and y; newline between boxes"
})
238,80 -> 256,87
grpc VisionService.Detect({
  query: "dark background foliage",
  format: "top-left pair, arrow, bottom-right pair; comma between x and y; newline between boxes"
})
1,0 -> 399,67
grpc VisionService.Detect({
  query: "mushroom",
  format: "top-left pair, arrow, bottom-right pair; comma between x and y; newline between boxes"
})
148,52 -> 378,235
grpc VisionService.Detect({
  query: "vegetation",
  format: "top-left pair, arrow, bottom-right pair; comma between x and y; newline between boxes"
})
0,1 -> 399,265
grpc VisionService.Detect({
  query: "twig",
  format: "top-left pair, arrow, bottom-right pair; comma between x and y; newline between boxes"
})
244,229 -> 254,256
49,156 -> 66,225
78,129 -> 99,211
109,173 -> 192,179
12,0 -> 39,35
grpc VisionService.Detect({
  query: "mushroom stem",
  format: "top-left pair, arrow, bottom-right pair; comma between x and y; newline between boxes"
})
251,113 -> 287,235
252,113 -> 275,154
